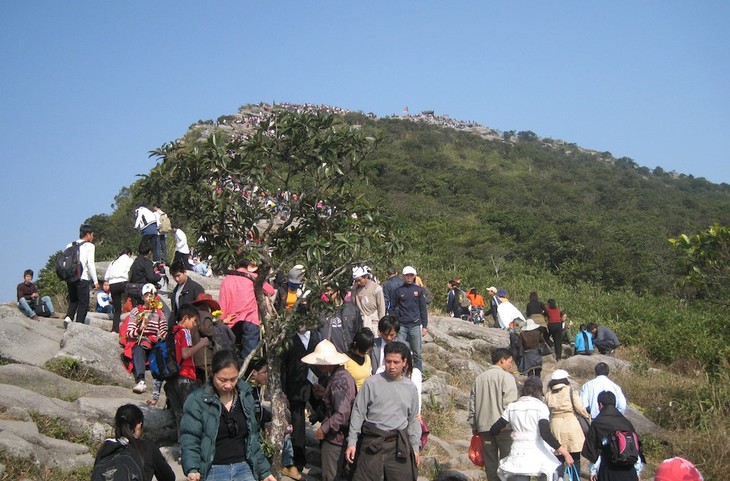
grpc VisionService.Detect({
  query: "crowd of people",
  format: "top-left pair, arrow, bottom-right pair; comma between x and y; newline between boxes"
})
26,218 -> 698,481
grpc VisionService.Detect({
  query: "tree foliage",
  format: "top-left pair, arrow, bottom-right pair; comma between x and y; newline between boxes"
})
136,109 -> 404,471
670,224 -> 730,306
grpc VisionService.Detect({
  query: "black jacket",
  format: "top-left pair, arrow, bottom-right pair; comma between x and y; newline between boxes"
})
129,256 -> 161,285
170,278 -> 205,318
582,405 -> 642,480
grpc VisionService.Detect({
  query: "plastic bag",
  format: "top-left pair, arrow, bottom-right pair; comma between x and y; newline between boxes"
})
564,464 -> 580,481
468,434 -> 484,467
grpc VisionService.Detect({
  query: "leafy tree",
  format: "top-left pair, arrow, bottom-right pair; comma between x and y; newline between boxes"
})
136,109 -> 403,470
669,224 -> 730,306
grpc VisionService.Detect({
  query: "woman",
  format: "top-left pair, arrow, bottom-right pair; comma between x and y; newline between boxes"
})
545,299 -> 564,360
489,376 -> 573,481
519,318 -> 543,377
544,369 -> 590,479
344,328 -> 374,390
94,404 -> 174,481
181,350 -> 276,481
526,292 -> 550,345
104,247 -> 134,333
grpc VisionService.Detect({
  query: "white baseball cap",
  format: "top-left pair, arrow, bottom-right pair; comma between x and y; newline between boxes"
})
402,266 -> 417,276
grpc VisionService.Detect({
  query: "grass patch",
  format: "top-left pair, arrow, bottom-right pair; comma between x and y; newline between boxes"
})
44,357 -> 106,385
422,393 -> 456,439
0,454 -> 93,481
613,363 -> 730,480
29,411 -> 96,450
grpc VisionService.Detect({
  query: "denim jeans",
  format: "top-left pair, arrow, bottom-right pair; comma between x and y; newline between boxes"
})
18,296 -> 54,318
158,234 -> 168,263
233,321 -> 261,360
131,344 -> 151,382
206,461 -> 255,481
396,323 -> 423,370
282,434 -> 294,467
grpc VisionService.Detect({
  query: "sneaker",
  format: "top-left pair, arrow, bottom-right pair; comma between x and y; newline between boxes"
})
132,380 -> 147,393
50,312 -> 61,319
63,316 -> 72,329
31,315 -> 40,321
281,466 -> 302,480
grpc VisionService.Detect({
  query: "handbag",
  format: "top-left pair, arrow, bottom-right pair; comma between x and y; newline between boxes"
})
570,387 -> 590,435
124,282 -> 144,298
468,433 -> 484,467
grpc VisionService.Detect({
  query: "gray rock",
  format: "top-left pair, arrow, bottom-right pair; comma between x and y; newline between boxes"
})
560,353 -> 631,378
57,322 -> 133,386
0,309 -> 66,366
0,364 -> 133,400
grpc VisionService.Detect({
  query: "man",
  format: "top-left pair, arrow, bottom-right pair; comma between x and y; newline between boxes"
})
346,342 -> 421,481
282,323 -> 321,474
391,266 -> 428,370
580,362 -> 627,419
382,265 -> 404,314
467,348 -> 518,481
486,286 -> 500,328
582,391 -> 643,481
134,205 -> 160,262
369,315 -> 402,374
166,303 -> 209,438
169,261 -> 204,326
587,322 -> 621,354
302,340 -> 356,481
64,224 -> 99,326
172,225 -> 191,269
318,283 -> 362,353
153,204 -> 172,264
351,265 -> 385,334
219,259 -> 275,359
128,241 -> 161,307
17,269 -> 59,319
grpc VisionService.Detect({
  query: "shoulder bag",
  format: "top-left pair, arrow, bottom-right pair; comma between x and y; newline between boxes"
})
570,387 -> 590,435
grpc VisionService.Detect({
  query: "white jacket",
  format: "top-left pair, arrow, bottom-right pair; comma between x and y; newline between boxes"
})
105,254 -> 134,285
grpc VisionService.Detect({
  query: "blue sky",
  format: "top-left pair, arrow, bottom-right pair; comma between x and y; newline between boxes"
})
1,2 -> 728,302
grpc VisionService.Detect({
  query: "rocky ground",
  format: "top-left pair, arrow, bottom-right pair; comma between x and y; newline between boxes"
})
0,268 -> 658,480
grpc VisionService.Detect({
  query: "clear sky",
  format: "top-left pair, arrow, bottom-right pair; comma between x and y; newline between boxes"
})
1,2 -> 728,302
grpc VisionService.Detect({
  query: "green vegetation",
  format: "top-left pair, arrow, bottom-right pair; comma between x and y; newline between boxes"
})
0,455 -> 93,481
44,357 -> 107,385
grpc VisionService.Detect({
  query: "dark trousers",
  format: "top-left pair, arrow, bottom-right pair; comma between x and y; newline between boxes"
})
595,339 -> 617,354
143,233 -> 161,262
66,279 -> 91,323
548,323 -> 564,360
158,234 -> 168,263
321,441 -> 347,481
174,251 -> 190,269
110,282 -> 126,333
164,375 -> 197,440
232,321 -> 261,360
480,430 -> 512,481
290,401 -> 307,470
131,344 -> 151,382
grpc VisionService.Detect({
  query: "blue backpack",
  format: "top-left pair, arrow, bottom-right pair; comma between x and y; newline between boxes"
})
148,335 -> 179,380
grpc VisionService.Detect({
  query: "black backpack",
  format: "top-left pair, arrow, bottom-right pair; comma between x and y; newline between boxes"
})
608,429 -> 640,466
91,442 -> 144,481
55,241 -> 85,282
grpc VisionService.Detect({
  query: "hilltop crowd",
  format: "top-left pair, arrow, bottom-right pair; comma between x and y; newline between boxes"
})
19,214 -> 700,481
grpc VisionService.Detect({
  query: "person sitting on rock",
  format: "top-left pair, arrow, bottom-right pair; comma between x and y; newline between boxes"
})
16,269 -> 58,320
95,279 -> 114,317
125,283 -> 168,394
574,323 -> 595,355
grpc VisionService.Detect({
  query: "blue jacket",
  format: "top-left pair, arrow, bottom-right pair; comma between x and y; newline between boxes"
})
392,283 -> 428,328
382,275 -> 404,313
574,329 -> 594,354
180,380 -> 272,480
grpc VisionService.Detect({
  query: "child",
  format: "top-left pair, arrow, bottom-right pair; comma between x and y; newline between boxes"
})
96,280 -> 114,317
165,303 -> 209,438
